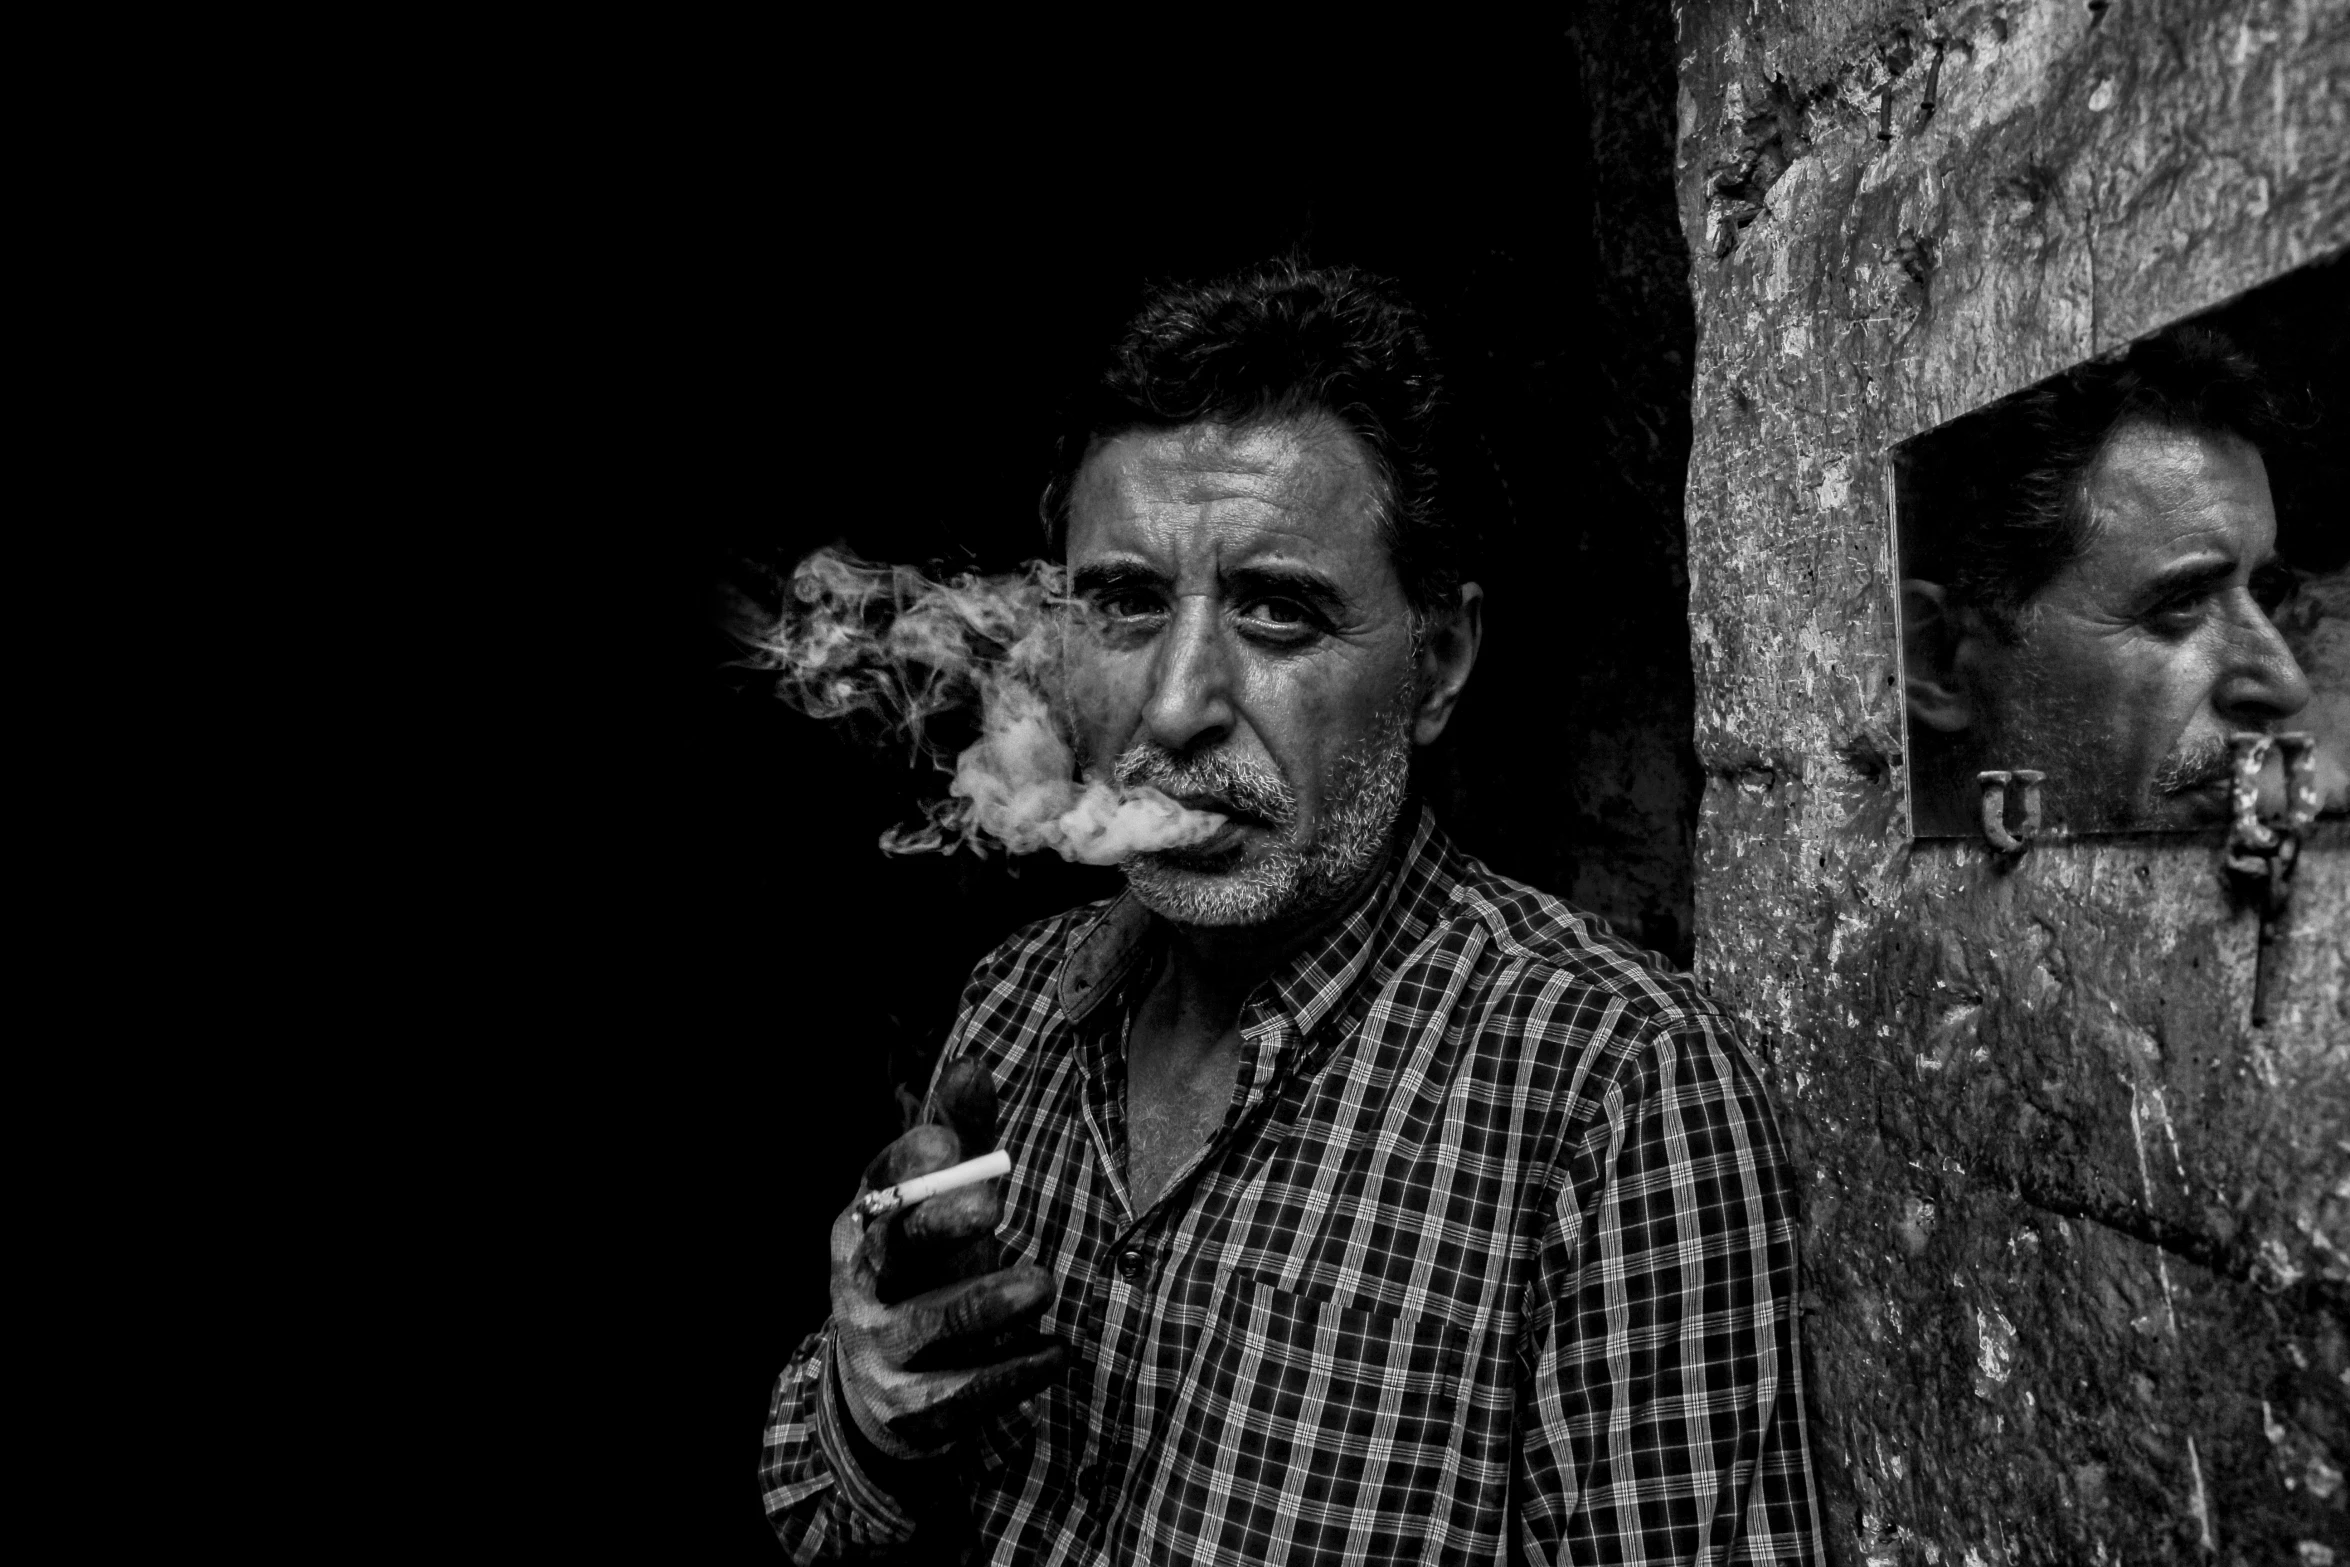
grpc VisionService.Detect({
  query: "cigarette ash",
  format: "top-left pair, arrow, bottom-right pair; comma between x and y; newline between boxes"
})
736,547 -> 1227,866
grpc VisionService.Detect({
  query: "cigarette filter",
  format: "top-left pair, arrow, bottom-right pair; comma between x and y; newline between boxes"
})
853,1150 -> 1013,1224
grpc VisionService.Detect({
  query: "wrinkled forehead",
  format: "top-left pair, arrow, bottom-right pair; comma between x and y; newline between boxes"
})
1066,416 -> 1390,564
2081,419 -> 2277,556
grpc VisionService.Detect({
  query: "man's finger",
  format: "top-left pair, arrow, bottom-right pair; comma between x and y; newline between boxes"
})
871,1184 -> 1002,1300
886,1340 -> 1071,1452
850,1125 -> 968,1286
861,1183 -> 1001,1296
858,1123 -> 962,1196
929,1059 -> 998,1158
898,1185 -> 999,1246
886,1264 -> 1057,1366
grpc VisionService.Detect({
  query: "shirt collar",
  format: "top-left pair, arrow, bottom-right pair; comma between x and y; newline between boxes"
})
1054,801 -> 1456,1042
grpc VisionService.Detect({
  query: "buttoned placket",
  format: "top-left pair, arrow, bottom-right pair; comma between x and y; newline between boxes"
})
1043,847 -> 1421,1558
1068,975 -> 1322,1555
1066,986 -> 1144,1547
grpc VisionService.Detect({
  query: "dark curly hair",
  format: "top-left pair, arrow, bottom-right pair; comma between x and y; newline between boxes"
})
1041,258 -> 1466,617
1899,326 -> 2291,638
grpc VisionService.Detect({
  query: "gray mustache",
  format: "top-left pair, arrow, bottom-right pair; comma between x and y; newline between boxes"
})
1114,745 -> 1296,826
2152,738 -> 2236,795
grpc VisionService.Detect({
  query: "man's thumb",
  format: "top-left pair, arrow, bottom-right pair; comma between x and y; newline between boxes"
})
930,1058 -> 998,1159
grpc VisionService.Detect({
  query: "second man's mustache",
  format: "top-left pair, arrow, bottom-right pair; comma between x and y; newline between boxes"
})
2151,736 -> 2238,796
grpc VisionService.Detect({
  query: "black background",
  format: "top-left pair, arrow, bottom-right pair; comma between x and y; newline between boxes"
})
495,17 -> 1699,1555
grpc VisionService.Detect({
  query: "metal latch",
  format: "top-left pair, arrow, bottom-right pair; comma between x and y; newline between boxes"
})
1975,769 -> 2046,855
2223,732 -> 2318,1026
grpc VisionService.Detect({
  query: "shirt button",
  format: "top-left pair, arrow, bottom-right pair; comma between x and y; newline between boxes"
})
1077,1462 -> 1107,1494
1115,1248 -> 1146,1280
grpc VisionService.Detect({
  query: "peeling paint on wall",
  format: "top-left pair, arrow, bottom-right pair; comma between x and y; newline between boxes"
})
1674,0 -> 2350,1561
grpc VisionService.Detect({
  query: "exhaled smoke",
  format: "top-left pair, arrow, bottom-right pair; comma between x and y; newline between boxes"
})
737,547 -> 1228,865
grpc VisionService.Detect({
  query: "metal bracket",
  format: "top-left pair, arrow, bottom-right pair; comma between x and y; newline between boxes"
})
2281,732 -> 2321,828
2223,732 -> 2318,1026
1976,768 -> 2046,854
2229,733 -> 2279,852
2226,732 -> 2320,862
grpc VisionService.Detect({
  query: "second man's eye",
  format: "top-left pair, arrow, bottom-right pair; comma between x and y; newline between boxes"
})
2142,593 -> 2213,638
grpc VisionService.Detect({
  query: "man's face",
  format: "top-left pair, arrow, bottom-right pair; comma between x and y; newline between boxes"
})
1062,416 -> 1437,927
1962,422 -> 2311,828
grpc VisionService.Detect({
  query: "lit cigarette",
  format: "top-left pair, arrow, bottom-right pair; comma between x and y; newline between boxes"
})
852,1151 -> 1012,1224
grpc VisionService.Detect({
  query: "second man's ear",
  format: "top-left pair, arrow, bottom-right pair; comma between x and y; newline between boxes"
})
1901,579 -> 1976,734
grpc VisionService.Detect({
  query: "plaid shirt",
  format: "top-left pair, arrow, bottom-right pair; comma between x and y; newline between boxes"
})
763,807 -> 1819,1564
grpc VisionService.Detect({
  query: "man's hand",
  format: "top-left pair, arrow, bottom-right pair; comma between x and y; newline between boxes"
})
831,1060 -> 1070,1463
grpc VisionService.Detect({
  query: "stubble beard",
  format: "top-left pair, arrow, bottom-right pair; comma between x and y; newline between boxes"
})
1977,651 -> 2231,831
1113,691 -> 1417,929
2146,734 -> 2237,823
1974,670 -> 2124,829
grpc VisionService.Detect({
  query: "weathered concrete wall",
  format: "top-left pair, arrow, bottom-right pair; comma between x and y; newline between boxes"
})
1672,2 -> 2349,1563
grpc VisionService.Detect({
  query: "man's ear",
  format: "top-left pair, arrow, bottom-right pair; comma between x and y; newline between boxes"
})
1413,582 -> 1484,746
1901,579 -> 1976,734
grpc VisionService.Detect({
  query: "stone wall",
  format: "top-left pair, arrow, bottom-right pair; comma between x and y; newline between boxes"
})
1671,2 -> 2348,1562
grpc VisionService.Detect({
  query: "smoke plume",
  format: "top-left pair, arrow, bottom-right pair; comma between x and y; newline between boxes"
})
738,547 -> 1227,865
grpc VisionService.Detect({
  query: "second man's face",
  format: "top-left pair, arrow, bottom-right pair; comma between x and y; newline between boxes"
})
1964,422 -> 2310,828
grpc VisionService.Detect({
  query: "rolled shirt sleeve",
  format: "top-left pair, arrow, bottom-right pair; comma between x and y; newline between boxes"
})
760,1327 -> 928,1561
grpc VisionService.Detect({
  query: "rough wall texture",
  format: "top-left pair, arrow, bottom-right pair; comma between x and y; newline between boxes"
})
1672,2 -> 2349,1563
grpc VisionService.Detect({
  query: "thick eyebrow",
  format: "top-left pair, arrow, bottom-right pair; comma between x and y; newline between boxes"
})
1069,559 -> 1352,613
1223,562 -> 1349,614
2133,553 -> 2236,608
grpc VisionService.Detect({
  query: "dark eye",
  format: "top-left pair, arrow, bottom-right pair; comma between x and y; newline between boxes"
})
1093,588 -> 1164,621
2142,593 -> 2213,637
2141,570 -> 2241,637
1238,595 -> 1325,642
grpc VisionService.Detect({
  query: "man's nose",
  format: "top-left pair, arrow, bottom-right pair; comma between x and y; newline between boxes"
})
1142,596 -> 1236,752
2213,593 -> 2313,723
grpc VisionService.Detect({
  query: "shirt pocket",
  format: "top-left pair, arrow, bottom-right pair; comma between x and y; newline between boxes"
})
1150,1271 -> 1473,1565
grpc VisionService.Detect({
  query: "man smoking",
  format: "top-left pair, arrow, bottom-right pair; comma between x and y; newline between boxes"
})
760,260 -> 1821,1563
1899,328 -> 2315,837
